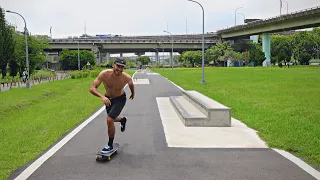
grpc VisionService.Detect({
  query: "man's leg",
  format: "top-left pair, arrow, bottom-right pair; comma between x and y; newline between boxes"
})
106,116 -> 116,148
112,94 -> 127,132
113,116 -> 127,132
101,100 -> 117,153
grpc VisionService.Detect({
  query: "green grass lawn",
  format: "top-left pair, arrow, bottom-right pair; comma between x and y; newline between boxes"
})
153,66 -> 320,170
0,70 -> 134,180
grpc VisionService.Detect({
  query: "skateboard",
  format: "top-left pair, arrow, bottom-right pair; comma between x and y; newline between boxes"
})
96,143 -> 120,161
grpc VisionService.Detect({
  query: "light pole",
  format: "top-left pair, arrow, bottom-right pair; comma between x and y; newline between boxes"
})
235,7 -> 243,25
78,42 -> 80,70
6,10 -> 31,88
280,0 -> 282,15
282,0 -> 288,14
237,13 -> 245,24
158,38 -> 165,72
187,0 -> 206,84
163,30 -> 174,74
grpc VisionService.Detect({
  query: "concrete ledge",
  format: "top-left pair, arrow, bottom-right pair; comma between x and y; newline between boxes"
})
169,96 -> 208,126
182,90 -> 231,127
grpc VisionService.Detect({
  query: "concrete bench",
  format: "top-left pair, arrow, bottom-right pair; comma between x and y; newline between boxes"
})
170,96 -> 208,126
170,90 -> 231,127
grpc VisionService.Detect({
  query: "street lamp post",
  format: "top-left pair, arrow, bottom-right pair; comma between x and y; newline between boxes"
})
282,0 -> 288,14
159,39 -> 165,72
237,13 -> 245,24
187,0 -> 206,84
280,0 -> 282,15
235,7 -> 243,26
6,10 -> 31,88
163,30 -> 174,74
78,42 -> 80,70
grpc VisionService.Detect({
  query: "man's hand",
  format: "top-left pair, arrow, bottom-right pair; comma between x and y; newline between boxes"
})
127,75 -> 135,100
101,96 -> 111,106
129,94 -> 134,100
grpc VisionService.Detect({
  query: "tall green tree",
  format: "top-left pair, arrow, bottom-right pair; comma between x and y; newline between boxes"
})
59,49 -> 96,70
181,51 -> 202,67
136,56 -> 151,65
13,33 -> 50,74
0,7 -> 15,78
271,35 -> 293,64
291,30 -> 319,64
249,43 -> 265,66
205,41 -> 233,65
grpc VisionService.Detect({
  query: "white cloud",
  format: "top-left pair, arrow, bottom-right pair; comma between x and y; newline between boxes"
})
2,0 -> 320,38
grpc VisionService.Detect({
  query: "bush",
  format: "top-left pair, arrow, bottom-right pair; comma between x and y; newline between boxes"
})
71,70 -> 102,79
309,59 -> 320,63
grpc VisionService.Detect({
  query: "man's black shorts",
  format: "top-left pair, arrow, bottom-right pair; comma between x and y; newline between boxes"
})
105,92 -> 126,120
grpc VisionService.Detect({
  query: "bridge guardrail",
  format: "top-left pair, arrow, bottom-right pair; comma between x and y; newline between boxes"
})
217,6 -> 320,33
49,39 -> 216,44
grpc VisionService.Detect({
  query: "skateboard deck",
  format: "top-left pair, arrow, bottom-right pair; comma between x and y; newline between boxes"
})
96,143 -> 120,161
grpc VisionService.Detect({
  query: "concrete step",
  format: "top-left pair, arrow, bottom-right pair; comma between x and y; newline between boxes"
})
182,90 -> 231,127
169,96 -> 209,127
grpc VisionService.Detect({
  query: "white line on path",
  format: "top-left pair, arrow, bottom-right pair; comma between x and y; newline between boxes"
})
14,71 -> 136,180
273,149 -> 320,180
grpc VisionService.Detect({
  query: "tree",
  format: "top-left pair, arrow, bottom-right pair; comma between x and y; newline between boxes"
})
242,51 -> 250,65
0,7 -> 15,78
180,51 -> 202,67
59,49 -> 96,70
136,56 -> 150,65
231,39 -> 253,53
291,30 -> 318,64
173,55 -> 181,65
249,43 -> 265,66
13,32 -> 50,75
205,41 -> 233,65
271,34 -> 293,64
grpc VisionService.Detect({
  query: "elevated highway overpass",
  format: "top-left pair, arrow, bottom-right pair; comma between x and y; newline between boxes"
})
46,34 -> 219,63
216,6 -> 320,65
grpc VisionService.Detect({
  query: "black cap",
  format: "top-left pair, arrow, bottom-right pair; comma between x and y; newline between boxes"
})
114,58 -> 126,67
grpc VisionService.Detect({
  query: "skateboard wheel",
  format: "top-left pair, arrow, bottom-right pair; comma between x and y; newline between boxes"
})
107,157 -> 110,161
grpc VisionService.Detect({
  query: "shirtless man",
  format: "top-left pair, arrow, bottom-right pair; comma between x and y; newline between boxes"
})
89,58 -> 134,153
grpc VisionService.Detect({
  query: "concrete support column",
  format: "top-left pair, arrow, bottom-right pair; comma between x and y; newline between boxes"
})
120,53 -> 123,57
106,52 -> 110,63
170,51 -> 173,65
262,33 -> 271,66
155,51 -> 159,66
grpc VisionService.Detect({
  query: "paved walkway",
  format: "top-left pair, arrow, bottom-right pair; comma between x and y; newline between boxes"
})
8,71 -> 319,180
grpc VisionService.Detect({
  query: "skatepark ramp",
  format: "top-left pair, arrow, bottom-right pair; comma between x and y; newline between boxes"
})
169,90 -> 231,127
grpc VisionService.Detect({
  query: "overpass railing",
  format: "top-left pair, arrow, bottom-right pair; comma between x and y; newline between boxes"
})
49,39 -> 216,44
217,6 -> 320,33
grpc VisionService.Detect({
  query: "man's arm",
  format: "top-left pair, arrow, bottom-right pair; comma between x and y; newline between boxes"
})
89,72 -> 105,99
127,75 -> 135,100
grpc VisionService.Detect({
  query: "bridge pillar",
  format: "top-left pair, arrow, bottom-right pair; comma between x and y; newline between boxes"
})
106,52 -> 110,63
262,33 -> 271,66
155,51 -> 159,66
170,51 -> 173,65
120,53 -> 123,57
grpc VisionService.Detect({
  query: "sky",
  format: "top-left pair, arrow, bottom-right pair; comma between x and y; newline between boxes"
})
1,0 -> 319,39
